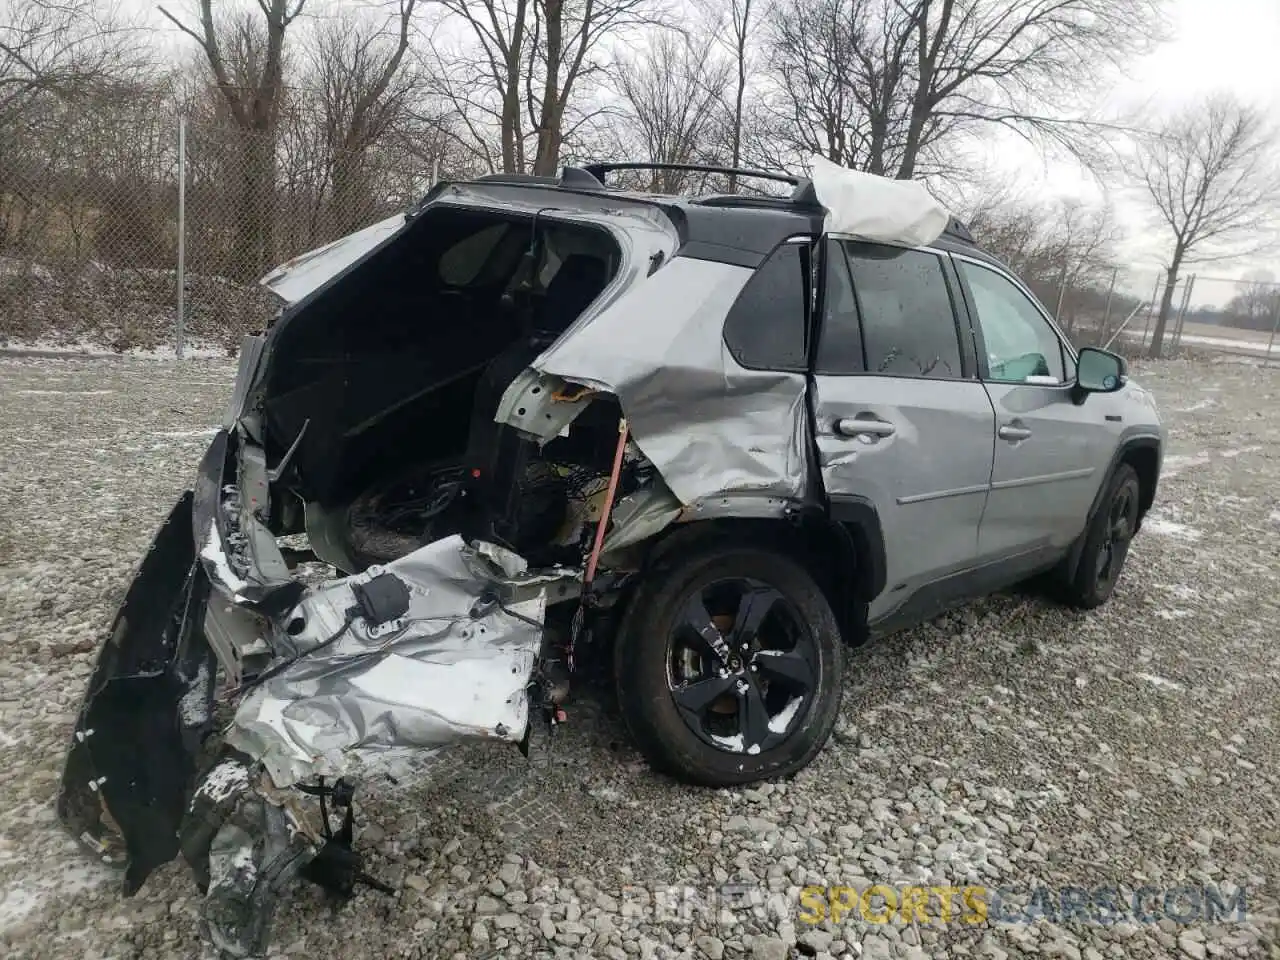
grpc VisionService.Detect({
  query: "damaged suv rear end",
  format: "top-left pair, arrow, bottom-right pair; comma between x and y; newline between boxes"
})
58,159 -> 1160,955
57,168 -> 843,954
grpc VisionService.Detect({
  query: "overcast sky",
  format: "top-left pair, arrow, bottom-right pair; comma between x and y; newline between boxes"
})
1010,0 -> 1280,299
142,0 -> 1278,301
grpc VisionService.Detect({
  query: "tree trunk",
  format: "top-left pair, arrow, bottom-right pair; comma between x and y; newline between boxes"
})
532,0 -> 564,176
231,131 -> 276,283
1148,260 -> 1181,360
500,1 -> 529,173
327,148 -> 372,241
729,3 -> 749,193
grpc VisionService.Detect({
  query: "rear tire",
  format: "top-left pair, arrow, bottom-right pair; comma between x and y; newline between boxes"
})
1056,463 -> 1141,609
614,545 -> 843,787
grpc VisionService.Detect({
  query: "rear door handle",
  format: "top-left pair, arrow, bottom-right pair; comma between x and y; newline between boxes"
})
998,423 -> 1033,441
835,417 -> 896,439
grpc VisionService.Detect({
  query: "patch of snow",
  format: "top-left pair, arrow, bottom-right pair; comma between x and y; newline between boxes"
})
152,429 -> 218,440
0,858 -> 110,933
199,519 -> 251,597
768,696 -> 804,734
1174,397 -> 1216,413
1162,446 -> 1262,477
711,733 -> 745,753
1144,518 -> 1203,540
1161,453 -> 1211,476
1,337 -> 231,360
1134,672 -> 1184,692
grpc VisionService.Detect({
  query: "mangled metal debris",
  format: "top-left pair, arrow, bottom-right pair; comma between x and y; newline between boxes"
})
226,534 -> 571,788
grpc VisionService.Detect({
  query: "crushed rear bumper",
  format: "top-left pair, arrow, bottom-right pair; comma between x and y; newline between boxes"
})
56,492 -> 215,893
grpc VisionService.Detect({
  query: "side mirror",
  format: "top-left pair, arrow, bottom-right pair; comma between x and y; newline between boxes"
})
1074,347 -> 1126,402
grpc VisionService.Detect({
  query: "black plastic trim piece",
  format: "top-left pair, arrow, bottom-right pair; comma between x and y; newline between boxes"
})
827,494 -> 888,600
868,543 -> 1062,639
584,161 -> 800,188
57,493 -> 210,894
675,241 -> 767,269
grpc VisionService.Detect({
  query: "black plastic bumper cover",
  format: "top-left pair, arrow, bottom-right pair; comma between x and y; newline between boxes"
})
56,492 -> 216,894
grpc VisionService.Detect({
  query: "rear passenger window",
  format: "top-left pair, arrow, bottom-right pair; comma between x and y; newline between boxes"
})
723,240 -> 810,372
840,242 -> 963,379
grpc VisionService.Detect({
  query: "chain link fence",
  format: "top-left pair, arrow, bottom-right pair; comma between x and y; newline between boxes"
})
1136,273 -> 1280,364
3,111 -> 1278,364
0,114 -> 435,354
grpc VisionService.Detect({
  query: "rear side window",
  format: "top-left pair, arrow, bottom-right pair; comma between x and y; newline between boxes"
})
840,242 -> 963,379
723,240 -> 810,372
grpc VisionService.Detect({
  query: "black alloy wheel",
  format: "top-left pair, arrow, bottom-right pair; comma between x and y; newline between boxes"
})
666,579 -> 817,756
614,544 -> 844,786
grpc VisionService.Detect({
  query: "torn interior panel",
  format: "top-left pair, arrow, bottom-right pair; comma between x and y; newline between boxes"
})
226,535 -> 562,788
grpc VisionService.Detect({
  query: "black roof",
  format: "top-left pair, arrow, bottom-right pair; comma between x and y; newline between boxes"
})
455,163 -> 985,269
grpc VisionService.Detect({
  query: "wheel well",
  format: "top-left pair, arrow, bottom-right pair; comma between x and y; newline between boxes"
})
1120,443 -> 1160,517
635,515 -> 869,644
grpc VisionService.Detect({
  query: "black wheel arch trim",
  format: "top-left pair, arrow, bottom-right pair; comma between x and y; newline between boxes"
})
1065,436 -> 1161,582
826,494 -> 888,601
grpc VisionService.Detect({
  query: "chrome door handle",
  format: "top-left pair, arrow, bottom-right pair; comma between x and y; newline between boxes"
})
835,417 -> 896,438
998,423 -> 1033,441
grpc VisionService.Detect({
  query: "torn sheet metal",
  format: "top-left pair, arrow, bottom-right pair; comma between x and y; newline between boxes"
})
260,213 -> 406,304
523,257 -> 811,507
809,154 -> 948,246
226,535 -> 555,788
600,481 -> 685,556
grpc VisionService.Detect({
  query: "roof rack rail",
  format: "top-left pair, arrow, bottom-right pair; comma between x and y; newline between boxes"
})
474,172 -> 560,186
582,161 -> 801,188
581,161 -> 821,208
942,216 -> 976,244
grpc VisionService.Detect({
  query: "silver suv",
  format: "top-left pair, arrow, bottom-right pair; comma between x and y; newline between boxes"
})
58,161 -> 1164,954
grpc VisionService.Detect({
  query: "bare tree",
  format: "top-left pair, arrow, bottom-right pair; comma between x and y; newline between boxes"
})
694,0 -> 753,189
727,0 -> 752,189
159,0 -> 308,280
611,31 -> 729,193
965,190 -> 1121,328
1129,96 -> 1280,358
309,1 -> 420,236
436,0 -> 530,173
437,0 -> 657,175
0,0 -> 144,125
1222,269 -> 1279,331
764,0 -> 1163,180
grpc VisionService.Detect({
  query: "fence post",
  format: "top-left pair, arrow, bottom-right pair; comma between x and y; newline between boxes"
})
1103,302 -> 1145,351
1055,261 -> 1070,332
1172,273 -> 1195,351
176,114 -> 187,359
1098,266 -> 1118,344
1139,275 -> 1160,350
1265,300 -> 1280,369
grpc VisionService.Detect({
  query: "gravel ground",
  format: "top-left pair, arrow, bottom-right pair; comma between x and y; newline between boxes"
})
1,355 -> 1278,960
